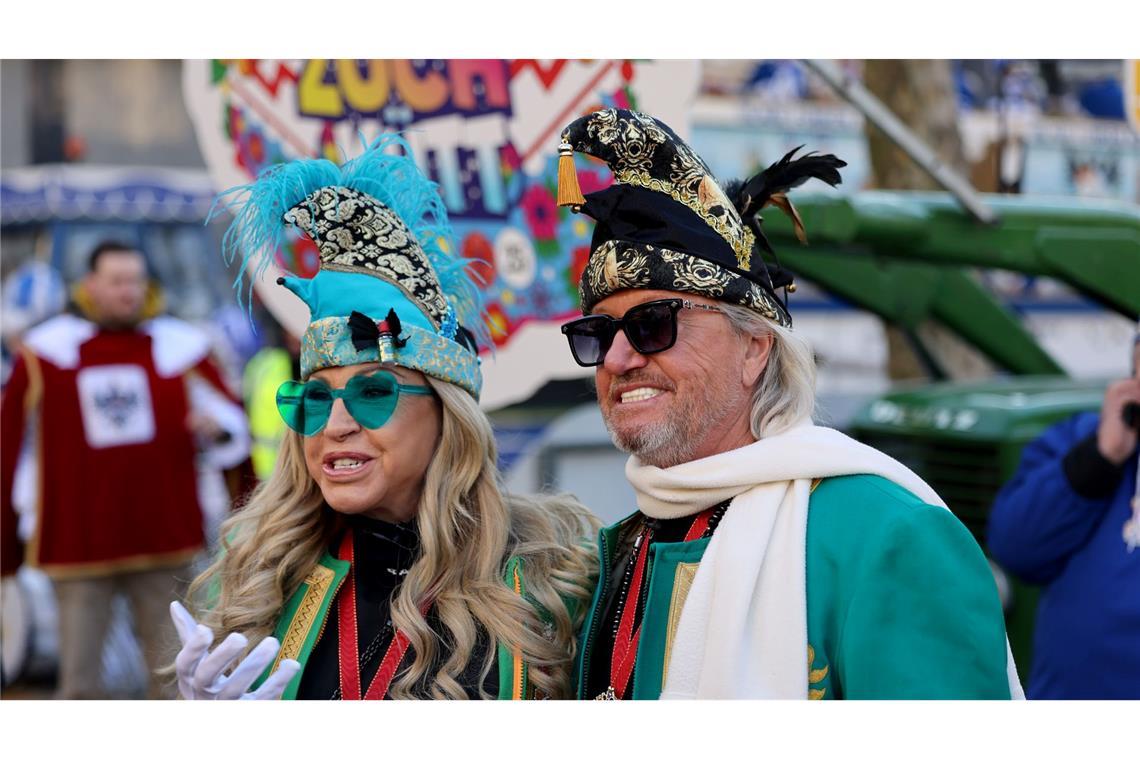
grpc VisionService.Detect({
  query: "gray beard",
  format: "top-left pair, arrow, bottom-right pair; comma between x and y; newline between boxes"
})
604,385 -> 744,469
609,420 -> 695,469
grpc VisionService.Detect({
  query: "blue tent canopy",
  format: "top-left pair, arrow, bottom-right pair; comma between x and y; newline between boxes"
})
1,165 -> 217,225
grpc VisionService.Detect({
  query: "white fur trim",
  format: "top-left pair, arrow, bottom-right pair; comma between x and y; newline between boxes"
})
21,314 -> 95,369
142,316 -> 211,377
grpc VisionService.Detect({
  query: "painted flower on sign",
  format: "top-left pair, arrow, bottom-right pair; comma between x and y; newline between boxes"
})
520,183 -> 558,241
569,245 -> 591,296
485,303 -> 512,347
461,232 -> 495,290
527,279 -> 555,316
500,143 -> 523,175
228,105 -> 285,178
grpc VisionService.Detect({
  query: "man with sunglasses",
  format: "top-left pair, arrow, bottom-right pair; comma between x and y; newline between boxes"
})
556,109 -> 1022,700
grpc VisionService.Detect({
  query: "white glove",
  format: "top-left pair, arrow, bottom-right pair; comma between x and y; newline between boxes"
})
170,601 -> 301,700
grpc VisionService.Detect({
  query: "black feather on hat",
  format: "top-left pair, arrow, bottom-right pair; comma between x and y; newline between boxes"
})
557,109 -> 846,326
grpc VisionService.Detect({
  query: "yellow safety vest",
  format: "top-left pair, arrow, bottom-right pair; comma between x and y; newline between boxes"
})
243,347 -> 293,480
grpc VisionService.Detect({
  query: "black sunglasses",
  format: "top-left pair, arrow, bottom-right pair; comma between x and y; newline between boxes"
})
561,298 -> 725,367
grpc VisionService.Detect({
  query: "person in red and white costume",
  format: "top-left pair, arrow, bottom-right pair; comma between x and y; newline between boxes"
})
1,241 -> 251,699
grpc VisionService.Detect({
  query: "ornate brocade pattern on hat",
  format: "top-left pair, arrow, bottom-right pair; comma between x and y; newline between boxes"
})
301,316 -> 481,397
284,186 -> 451,328
580,240 -> 789,327
570,109 -> 757,270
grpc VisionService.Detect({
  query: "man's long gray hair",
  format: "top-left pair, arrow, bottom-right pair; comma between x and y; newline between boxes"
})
720,302 -> 817,438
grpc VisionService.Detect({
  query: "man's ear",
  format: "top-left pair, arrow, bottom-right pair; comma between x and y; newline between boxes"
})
742,331 -> 773,388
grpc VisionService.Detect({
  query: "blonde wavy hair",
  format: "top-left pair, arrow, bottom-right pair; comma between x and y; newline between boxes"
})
719,303 -> 818,439
186,376 -> 599,699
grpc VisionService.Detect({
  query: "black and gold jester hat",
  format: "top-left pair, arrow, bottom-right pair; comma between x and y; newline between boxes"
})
556,108 -> 846,327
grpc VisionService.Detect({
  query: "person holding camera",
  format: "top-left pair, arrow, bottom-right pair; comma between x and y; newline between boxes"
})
988,326 -> 1140,699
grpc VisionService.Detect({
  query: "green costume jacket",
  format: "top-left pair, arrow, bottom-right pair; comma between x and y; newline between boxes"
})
255,554 -> 540,700
576,474 -> 1013,699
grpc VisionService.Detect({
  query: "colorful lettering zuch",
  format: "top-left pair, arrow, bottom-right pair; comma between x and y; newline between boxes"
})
297,60 -> 512,121
298,59 -> 515,223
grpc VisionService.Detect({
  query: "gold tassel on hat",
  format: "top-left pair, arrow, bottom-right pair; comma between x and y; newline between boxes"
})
556,141 -> 586,209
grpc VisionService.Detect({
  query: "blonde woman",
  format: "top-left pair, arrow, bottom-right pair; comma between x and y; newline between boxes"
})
170,136 -> 598,700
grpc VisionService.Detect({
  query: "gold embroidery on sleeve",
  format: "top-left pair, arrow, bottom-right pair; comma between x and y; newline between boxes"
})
808,644 -> 829,700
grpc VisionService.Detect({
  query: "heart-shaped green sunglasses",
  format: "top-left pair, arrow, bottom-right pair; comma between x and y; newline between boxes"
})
275,372 -> 433,436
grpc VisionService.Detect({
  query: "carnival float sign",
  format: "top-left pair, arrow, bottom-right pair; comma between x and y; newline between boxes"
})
183,59 -> 700,408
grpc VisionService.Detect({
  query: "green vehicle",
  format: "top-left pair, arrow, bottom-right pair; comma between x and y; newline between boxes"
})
847,376 -> 1109,672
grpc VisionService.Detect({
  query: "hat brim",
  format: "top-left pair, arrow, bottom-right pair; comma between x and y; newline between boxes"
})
579,239 -> 791,327
301,316 -> 481,398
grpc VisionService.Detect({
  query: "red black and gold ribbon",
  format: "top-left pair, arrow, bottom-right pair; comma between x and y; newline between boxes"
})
336,529 -> 422,700
607,505 -> 717,699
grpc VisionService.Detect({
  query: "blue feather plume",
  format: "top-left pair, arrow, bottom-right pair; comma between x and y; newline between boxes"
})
210,133 -> 489,350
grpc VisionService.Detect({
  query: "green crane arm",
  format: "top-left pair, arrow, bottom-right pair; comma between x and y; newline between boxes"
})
763,191 -> 1140,318
756,191 -> 1139,376
781,247 -> 1065,376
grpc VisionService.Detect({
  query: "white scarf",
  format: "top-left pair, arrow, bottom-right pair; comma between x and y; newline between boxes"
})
625,420 -> 1025,699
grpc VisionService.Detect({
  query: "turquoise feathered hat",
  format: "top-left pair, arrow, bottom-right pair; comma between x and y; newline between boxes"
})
215,134 -> 486,397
